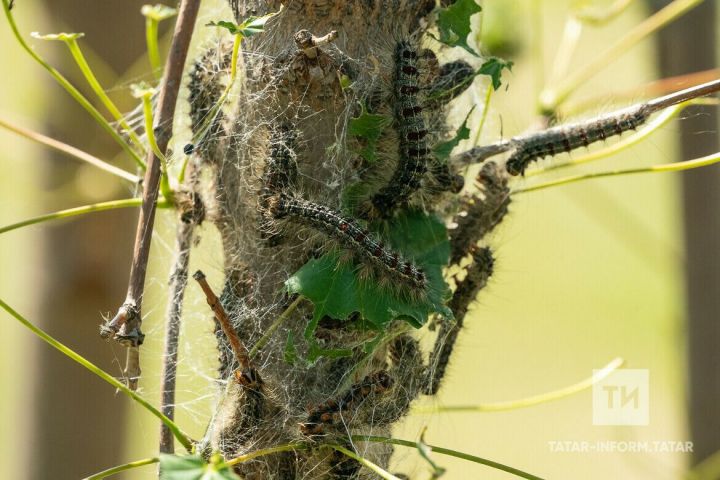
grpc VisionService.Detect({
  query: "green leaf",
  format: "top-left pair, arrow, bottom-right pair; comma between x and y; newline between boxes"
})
348,104 -> 392,163
433,107 -> 474,161
160,454 -> 240,480
207,8 -> 281,38
435,0 -> 482,56
307,342 -> 354,363
478,57 -> 513,90
286,211 -> 451,342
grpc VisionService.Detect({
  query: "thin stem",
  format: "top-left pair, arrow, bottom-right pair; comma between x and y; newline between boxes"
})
159,218 -> 195,453
226,443 -> 308,466
0,299 -> 194,451
138,89 -> 173,201
352,436 -> 545,480
194,270 -> 252,370
192,33 -> 242,144
546,17 -> 582,91
418,357 -> 625,413
0,198 -> 171,235
63,38 -> 146,153
514,151 -> 720,194
82,457 -> 159,480
249,295 -> 303,358
146,16 -> 161,79
573,0 -> 633,25
471,83 -> 494,147
109,0 -> 200,354
540,0 -> 704,111
327,444 -> 402,480
0,117 -> 139,183
0,1 -> 146,169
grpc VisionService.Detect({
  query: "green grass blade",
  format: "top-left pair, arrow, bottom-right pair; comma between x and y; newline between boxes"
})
0,299 -> 194,451
83,457 -> 159,480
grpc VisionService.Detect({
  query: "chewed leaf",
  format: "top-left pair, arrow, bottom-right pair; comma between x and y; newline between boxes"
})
207,7 -> 281,38
435,0 -> 482,56
479,57 -> 514,90
160,454 -> 240,480
287,211 -> 451,340
433,107 -> 474,161
348,104 -> 392,163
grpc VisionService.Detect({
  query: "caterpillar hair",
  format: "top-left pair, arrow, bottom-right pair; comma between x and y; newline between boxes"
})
269,193 -> 427,291
449,161 -> 510,264
425,60 -> 476,109
300,370 -> 393,436
367,40 -> 430,219
506,103 -> 651,176
426,247 -> 494,395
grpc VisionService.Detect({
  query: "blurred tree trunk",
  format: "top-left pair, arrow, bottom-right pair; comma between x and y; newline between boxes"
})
649,0 -> 720,467
27,1 -> 147,478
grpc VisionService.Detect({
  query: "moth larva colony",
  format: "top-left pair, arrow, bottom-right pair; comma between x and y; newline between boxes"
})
188,1 -> 500,477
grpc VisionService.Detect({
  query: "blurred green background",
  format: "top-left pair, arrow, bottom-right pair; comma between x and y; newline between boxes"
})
0,1 -> 718,479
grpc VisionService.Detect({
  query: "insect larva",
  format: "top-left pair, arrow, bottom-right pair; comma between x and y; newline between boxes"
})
368,40 -> 429,218
269,193 -> 427,291
449,161 -> 510,264
425,59 -> 476,109
300,370 -> 393,436
506,103 -> 651,175
426,247 -> 494,395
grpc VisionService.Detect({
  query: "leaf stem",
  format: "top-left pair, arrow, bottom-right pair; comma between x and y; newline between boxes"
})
540,0 -> 704,111
249,295 -> 303,358
0,117 -> 139,183
0,299 -> 194,451
514,151 -> 720,194
327,444 -> 402,480
0,0 -> 146,169
226,443 -> 308,466
0,198 -> 171,235
82,457 -> 159,480
417,357 -> 625,413
61,36 -> 146,153
352,436 -> 546,480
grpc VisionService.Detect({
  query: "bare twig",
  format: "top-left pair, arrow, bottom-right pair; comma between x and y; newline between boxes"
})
193,270 -> 252,372
158,179 -> 198,453
101,0 -> 201,387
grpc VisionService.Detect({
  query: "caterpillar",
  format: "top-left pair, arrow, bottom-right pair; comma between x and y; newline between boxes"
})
367,40 -> 430,219
449,161 -> 510,264
300,370 -> 393,436
268,193 -> 427,291
506,103 -> 651,175
426,247 -> 495,395
425,59 -> 476,109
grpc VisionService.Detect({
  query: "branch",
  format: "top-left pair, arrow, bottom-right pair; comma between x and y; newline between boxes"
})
102,0 -> 201,384
193,271 -> 252,372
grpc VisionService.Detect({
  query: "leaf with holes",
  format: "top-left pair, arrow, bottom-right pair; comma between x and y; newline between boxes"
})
207,8 -> 280,38
435,0 -> 482,56
434,107 -> 474,162
160,454 -> 240,480
287,211 -> 451,341
479,57 -> 514,90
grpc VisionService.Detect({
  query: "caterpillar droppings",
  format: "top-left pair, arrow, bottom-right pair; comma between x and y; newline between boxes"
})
367,40 -> 430,219
506,104 -> 651,175
269,193 -> 427,291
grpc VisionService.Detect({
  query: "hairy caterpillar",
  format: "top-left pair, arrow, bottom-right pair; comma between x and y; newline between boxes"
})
450,161 -> 510,264
300,370 -> 393,436
506,103 -> 651,175
427,247 -> 495,395
268,193 -> 428,291
367,40 -> 430,219
425,59 -> 476,109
